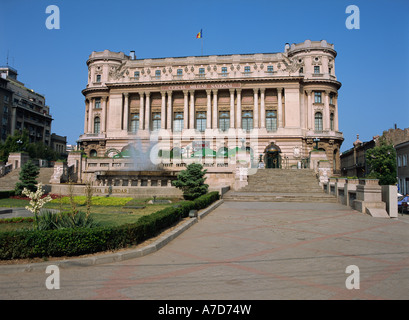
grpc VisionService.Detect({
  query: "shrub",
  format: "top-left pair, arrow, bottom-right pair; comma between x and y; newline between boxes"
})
173,163 -> 209,200
0,191 -> 220,259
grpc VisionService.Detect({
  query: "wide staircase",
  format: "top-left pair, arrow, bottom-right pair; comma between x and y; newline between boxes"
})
224,169 -> 337,203
0,167 -> 54,191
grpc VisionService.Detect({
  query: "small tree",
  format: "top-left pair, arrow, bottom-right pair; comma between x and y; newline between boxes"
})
22,183 -> 52,230
366,140 -> 397,185
173,163 -> 209,200
15,160 -> 40,195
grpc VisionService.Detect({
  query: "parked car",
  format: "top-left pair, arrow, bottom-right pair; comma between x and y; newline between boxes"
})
398,195 -> 409,213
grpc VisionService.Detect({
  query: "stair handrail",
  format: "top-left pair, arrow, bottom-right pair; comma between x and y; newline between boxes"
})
0,163 -> 13,178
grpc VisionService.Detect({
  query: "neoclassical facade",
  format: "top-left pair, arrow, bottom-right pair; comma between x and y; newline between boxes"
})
78,40 -> 343,172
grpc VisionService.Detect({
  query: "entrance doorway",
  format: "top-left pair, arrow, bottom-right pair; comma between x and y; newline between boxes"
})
264,143 -> 281,169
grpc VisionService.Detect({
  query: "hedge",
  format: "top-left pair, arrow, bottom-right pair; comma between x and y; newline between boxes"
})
0,191 -> 219,260
0,190 -> 15,199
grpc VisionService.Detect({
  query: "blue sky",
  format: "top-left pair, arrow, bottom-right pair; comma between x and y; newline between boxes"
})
1,0 -> 408,151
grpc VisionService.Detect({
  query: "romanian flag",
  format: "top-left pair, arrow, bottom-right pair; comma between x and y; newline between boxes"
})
196,29 -> 202,39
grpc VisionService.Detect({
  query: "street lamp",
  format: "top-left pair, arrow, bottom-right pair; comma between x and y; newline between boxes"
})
16,139 -> 23,152
313,138 -> 320,150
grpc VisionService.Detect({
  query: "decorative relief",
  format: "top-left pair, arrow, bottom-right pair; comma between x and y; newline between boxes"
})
312,56 -> 322,65
109,62 -> 128,80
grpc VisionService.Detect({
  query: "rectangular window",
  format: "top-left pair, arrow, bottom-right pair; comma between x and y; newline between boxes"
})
314,66 -> 320,74
244,66 -> 251,74
173,112 -> 183,132
242,110 -> 253,131
219,111 -> 230,131
96,74 -> 101,82
155,70 -> 161,79
330,93 -> 334,105
267,65 -> 274,73
198,68 -> 205,78
221,67 -> 228,77
403,154 -> 408,166
134,71 -> 140,79
266,110 -> 277,132
398,155 -> 402,167
196,111 -> 206,132
152,112 -> 161,131
130,113 -> 139,133
314,92 -> 322,104
94,98 -> 101,109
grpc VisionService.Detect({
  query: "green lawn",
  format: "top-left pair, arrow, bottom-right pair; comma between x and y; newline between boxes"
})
0,196 -> 182,231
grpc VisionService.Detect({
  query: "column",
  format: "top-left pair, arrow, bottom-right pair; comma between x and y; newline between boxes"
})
334,93 -> 339,131
183,90 -> 189,129
212,89 -> 218,129
206,90 -> 212,129
253,88 -> 259,128
167,91 -> 172,130
229,89 -> 235,128
161,91 -> 166,129
277,88 -> 283,128
88,98 -> 93,133
145,92 -> 150,131
260,88 -> 265,129
306,90 -> 312,130
123,93 -> 129,132
324,90 -> 330,130
84,100 -> 89,133
189,90 -> 195,129
236,89 -> 242,128
139,92 -> 145,130
101,97 -> 107,133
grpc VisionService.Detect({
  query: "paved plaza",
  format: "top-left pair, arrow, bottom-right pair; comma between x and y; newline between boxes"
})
0,201 -> 408,300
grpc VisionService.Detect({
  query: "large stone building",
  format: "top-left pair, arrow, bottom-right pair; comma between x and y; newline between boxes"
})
77,40 -> 343,186
0,66 -> 53,145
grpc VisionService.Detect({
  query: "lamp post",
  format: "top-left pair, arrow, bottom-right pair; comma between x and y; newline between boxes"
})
16,139 -> 23,152
313,138 -> 320,150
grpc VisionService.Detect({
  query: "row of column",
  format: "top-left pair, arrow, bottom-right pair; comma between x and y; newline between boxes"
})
121,88 -> 284,131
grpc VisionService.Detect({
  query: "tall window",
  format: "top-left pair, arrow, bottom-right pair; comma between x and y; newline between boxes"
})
196,111 -> 206,132
242,111 -> 253,131
329,93 -> 334,105
173,112 -> 183,132
176,69 -> 183,79
155,70 -> 161,79
152,112 -> 161,131
221,67 -> 228,77
330,113 -> 334,131
130,113 -> 139,133
314,92 -> 322,103
96,74 -> 101,83
314,112 -> 323,131
266,110 -> 277,131
198,68 -> 205,78
94,98 -> 101,109
219,111 -> 230,131
134,71 -> 140,79
314,66 -> 320,74
94,117 -> 100,134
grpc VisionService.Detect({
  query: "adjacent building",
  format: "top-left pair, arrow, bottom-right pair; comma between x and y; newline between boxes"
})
396,140 -> 409,195
0,66 -> 53,145
78,40 -> 344,174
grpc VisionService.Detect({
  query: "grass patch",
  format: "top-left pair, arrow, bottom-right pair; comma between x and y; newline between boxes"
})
0,196 -> 183,230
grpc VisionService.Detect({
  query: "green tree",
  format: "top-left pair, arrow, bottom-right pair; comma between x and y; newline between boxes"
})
15,160 -> 40,195
0,130 -> 29,162
366,140 -> 397,185
172,163 -> 209,200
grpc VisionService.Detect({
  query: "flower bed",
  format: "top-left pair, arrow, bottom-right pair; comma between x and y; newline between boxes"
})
0,191 -> 220,260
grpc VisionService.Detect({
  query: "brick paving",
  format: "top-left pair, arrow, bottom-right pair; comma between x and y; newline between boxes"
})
0,201 -> 408,300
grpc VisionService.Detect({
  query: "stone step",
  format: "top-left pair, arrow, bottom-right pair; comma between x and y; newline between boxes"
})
223,191 -> 338,203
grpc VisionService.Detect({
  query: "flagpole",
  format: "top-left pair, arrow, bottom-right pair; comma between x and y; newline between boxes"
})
201,38 -> 203,56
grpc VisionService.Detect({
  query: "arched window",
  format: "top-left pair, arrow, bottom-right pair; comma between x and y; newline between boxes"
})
314,112 -> 323,131
94,117 -> 100,134
90,149 -> 97,157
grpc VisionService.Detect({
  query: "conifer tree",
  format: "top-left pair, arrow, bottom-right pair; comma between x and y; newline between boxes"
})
15,160 -> 40,195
